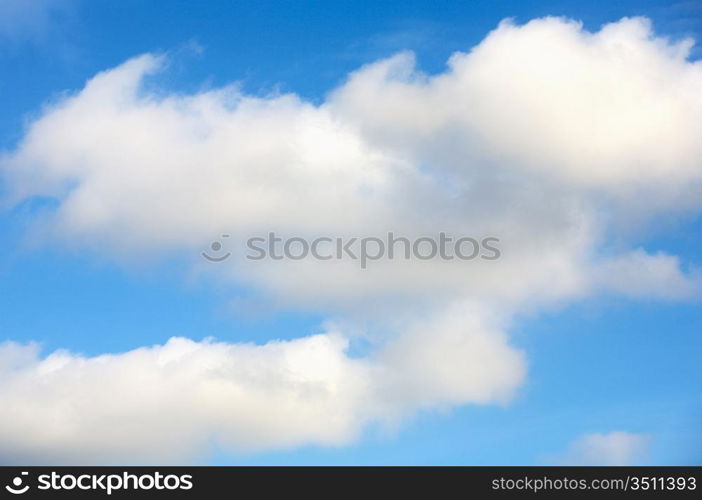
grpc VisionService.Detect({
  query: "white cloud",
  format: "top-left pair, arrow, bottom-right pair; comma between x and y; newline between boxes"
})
0,304 -> 524,464
596,249 -> 702,300
550,431 -> 651,465
1,16 -> 701,462
332,17 -> 702,196
0,334 -> 371,463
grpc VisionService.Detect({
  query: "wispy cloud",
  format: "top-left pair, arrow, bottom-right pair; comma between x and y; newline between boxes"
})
0,0 -> 73,42
549,432 -> 651,465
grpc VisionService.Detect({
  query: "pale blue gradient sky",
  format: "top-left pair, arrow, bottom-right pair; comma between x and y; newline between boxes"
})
0,0 -> 700,465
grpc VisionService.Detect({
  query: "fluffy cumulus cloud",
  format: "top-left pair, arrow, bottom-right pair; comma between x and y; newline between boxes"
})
0,334 -> 373,463
0,306 -> 524,464
550,431 -> 651,465
1,16 -> 701,462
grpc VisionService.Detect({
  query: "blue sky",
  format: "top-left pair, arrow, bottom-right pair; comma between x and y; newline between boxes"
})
0,0 -> 701,465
